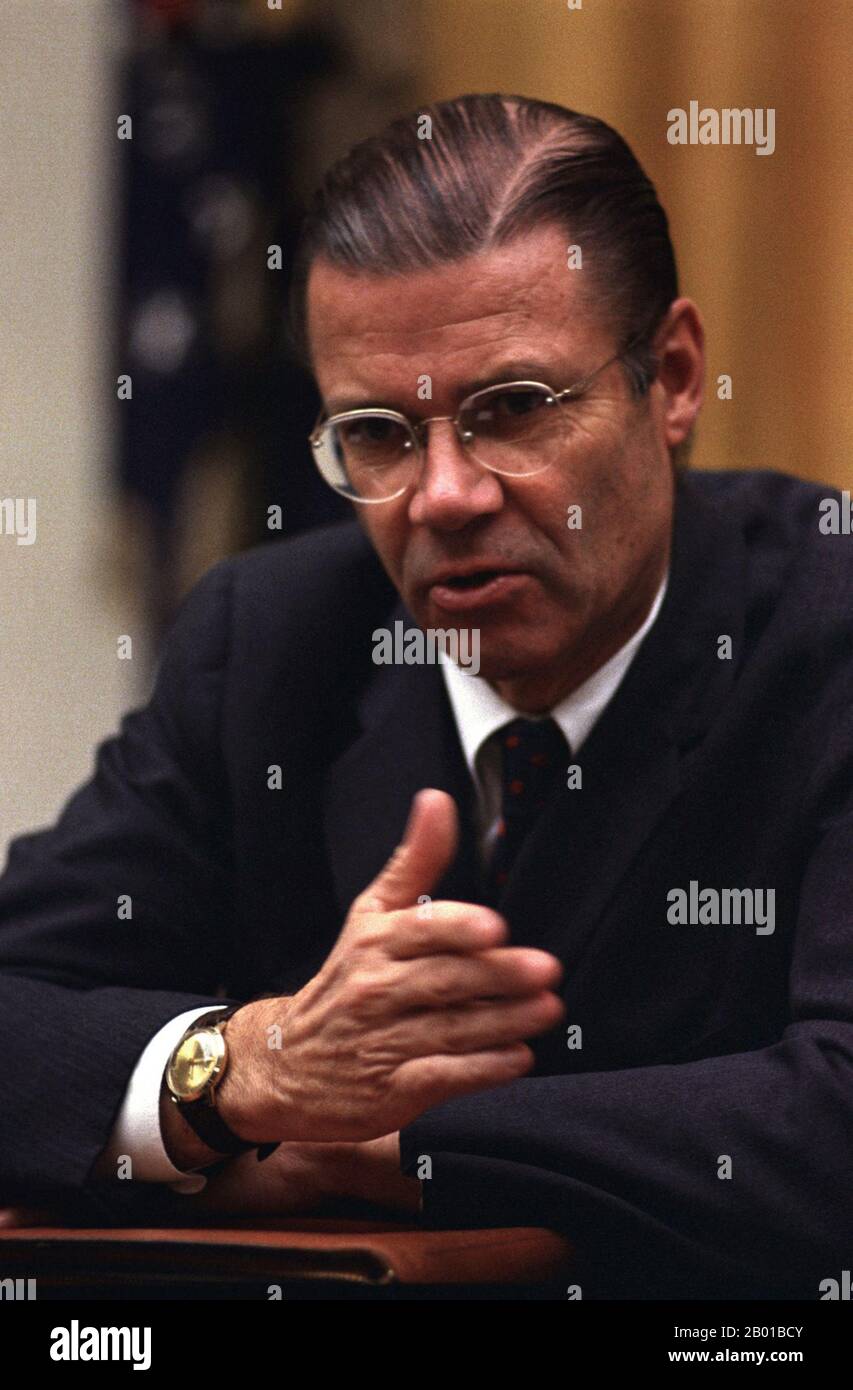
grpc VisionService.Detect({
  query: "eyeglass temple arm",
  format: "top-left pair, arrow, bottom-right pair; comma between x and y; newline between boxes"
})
552,350 -> 621,402
554,326 -> 658,402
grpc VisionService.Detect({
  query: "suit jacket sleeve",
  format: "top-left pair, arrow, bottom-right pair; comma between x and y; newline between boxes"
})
0,559 -> 242,1219
399,717 -> 853,1298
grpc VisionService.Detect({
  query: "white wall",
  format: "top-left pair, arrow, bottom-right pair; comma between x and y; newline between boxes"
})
0,1 -> 145,862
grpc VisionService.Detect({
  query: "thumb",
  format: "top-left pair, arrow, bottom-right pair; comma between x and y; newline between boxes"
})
357,789 -> 459,915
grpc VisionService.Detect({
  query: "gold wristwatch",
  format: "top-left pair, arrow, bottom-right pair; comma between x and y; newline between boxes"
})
165,1006 -> 262,1157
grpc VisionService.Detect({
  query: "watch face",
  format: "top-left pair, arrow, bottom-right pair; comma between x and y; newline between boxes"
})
167,1028 -> 226,1101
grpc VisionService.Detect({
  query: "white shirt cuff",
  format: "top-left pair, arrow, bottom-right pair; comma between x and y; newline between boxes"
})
102,1004 -> 228,1195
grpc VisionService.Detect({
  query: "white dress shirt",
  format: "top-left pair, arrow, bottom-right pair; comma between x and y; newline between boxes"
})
105,571 -> 668,1193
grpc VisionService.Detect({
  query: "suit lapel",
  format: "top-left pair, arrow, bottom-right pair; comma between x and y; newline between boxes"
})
322,601 -> 483,915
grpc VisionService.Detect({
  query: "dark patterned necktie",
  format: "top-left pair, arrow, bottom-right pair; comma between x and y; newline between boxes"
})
483,717 -> 570,906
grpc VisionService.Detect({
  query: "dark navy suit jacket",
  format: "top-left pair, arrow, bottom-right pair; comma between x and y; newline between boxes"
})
1,470 -> 850,1298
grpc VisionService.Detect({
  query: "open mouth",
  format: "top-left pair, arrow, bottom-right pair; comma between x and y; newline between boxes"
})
428,569 -> 529,612
443,569 -> 504,590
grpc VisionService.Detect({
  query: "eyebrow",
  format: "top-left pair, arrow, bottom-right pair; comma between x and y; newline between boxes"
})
322,360 -> 583,415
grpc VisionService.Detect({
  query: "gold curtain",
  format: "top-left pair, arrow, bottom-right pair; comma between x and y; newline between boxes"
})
414,0 -> 851,490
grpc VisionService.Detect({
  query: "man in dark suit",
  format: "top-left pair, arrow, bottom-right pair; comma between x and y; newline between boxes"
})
1,94 -> 850,1299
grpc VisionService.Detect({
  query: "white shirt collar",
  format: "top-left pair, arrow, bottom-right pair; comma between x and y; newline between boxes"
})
441,570 -> 669,777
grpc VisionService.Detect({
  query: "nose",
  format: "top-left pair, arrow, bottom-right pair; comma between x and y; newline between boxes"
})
407,418 -> 504,530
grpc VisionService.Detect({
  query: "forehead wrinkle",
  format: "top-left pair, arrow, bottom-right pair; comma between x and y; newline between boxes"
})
315,303 -> 536,359
321,331 -> 572,413
316,313 -> 587,413
308,235 -> 553,317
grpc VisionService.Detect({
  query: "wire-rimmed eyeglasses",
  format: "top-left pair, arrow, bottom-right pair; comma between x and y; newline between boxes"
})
309,335 -> 651,503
